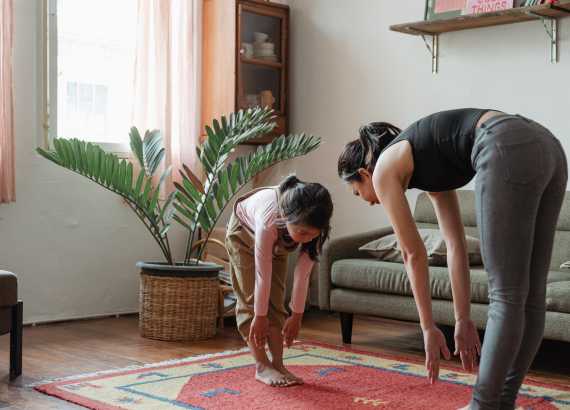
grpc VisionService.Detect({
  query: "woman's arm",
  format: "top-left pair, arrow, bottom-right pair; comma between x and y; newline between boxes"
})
374,143 -> 450,383
428,190 -> 481,370
427,191 -> 471,321
376,179 -> 434,329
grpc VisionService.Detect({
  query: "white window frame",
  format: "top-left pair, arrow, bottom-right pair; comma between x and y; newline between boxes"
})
44,0 -> 131,156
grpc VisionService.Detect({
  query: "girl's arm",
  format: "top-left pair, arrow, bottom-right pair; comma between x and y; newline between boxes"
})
289,252 -> 314,314
248,217 -> 278,348
282,253 -> 314,346
253,219 -> 278,317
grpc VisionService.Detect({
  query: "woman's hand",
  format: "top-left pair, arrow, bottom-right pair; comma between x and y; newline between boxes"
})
454,318 -> 481,372
282,312 -> 303,347
249,315 -> 269,348
422,325 -> 451,384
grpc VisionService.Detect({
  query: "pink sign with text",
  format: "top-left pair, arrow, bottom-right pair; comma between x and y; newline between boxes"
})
463,0 -> 514,14
434,0 -> 467,13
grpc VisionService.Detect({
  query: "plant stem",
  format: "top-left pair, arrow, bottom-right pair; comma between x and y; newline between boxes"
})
125,201 -> 173,264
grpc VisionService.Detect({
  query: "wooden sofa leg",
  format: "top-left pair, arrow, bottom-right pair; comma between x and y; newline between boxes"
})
10,301 -> 22,381
339,312 -> 353,344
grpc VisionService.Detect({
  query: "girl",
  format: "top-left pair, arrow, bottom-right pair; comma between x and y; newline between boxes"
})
225,175 -> 333,387
337,109 -> 567,409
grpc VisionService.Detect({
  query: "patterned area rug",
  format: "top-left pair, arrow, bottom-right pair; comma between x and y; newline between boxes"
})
34,341 -> 570,409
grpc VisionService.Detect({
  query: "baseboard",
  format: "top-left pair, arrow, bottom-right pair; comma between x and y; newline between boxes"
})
24,310 -> 139,327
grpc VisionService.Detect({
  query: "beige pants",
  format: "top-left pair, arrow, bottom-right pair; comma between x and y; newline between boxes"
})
225,211 -> 288,340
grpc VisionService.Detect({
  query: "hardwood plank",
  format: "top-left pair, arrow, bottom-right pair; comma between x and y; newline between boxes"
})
0,311 -> 568,408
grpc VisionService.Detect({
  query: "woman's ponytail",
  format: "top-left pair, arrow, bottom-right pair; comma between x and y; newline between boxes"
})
338,121 -> 402,181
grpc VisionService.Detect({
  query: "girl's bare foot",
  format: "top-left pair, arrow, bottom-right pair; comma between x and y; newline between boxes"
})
273,363 -> 304,385
255,363 -> 292,387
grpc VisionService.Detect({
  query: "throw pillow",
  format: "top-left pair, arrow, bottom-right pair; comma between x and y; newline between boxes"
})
359,228 -> 483,267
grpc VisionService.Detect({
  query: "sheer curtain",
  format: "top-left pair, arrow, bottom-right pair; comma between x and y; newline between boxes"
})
132,0 -> 202,189
0,0 -> 15,203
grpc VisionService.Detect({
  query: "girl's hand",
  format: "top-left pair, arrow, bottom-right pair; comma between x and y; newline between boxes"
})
422,325 -> 451,384
282,312 -> 303,347
454,318 -> 481,372
249,315 -> 269,348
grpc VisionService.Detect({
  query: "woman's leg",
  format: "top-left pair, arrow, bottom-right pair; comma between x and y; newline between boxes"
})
498,140 -> 567,409
470,120 -> 560,409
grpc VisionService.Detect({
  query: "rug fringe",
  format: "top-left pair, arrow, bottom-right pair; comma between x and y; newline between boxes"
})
29,346 -> 250,388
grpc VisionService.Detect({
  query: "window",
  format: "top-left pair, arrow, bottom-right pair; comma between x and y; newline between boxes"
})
47,0 -> 138,152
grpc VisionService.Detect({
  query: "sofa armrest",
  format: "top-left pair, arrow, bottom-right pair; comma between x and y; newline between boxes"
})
318,226 -> 394,310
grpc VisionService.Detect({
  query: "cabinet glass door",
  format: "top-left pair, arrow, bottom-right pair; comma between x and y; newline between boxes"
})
237,5 -> 285,116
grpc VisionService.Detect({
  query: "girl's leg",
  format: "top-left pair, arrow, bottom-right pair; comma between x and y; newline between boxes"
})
267,253 -> 303,384
469,121 -> 557,409
225,214 -> 290,387
267,325 -> 303,384
246,336 -> 291,387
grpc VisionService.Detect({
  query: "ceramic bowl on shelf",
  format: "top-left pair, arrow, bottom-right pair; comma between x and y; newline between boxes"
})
253,32 -> 269,43
254,42 -> 274,50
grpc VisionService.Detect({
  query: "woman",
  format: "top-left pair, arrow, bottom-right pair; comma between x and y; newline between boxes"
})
337,108 -> 567,409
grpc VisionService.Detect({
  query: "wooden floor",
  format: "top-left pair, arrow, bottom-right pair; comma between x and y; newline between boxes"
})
0,311 -> 569,409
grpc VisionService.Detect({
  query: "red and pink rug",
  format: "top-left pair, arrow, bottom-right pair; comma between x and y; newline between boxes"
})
34,341 -> 570,409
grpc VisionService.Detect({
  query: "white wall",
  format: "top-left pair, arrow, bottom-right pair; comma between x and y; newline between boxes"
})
0,1 -> 186,324
281,0 -> 570,238
4,0 -> 569,323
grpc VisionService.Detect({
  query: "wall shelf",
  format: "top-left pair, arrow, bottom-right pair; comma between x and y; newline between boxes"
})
390,3 -> 570,73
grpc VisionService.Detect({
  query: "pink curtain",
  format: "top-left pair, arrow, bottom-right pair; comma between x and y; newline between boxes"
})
0,0 -> 15,203
132,0 -> 202,189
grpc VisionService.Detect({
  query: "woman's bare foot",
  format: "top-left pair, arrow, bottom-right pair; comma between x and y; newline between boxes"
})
273,363 -> 304,385
457,406 -> 469,410
255,363 -> 292,387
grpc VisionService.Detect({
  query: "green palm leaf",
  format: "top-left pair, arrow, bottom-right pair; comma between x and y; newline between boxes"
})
129,128 -> 165,177
37,131 -> 174,264
174,106 -> 321,264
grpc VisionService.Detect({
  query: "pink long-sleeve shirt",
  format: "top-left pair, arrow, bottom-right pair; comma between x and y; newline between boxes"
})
235,188 -> 314,316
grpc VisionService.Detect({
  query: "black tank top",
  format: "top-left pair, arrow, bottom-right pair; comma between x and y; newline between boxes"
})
384,108 -> 490,192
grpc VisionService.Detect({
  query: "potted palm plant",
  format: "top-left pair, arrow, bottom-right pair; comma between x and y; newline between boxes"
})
37,107 -> 320,341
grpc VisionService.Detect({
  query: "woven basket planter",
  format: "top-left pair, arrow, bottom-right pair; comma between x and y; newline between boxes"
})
137,262 -> 222,342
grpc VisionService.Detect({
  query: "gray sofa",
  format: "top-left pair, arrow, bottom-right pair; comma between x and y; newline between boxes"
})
319,190 -> 570,343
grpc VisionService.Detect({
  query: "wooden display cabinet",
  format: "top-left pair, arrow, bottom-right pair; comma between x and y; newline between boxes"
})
202,0 -> 289,145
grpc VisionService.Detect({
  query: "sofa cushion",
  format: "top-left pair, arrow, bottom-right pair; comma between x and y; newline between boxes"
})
331,259 -> 489,303
331,259 -> 570,305
0,270 -> 17,307
546,281 -> 570,314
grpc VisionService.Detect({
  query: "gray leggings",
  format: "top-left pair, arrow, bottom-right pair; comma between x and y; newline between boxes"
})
469,114 -> 567,410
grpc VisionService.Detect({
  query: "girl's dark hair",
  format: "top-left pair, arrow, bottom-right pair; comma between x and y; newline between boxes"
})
277,175 -> 333,261
337,122 -> 401,182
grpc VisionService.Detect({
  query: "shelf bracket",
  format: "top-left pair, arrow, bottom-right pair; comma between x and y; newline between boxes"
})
420,34 -> 439,74
526,11 -> 558,63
